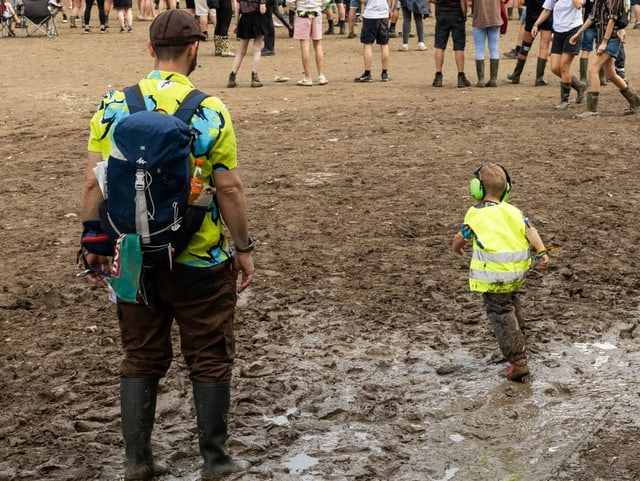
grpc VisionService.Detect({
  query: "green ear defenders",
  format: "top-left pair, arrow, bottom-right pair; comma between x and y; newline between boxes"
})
469,163 -> 512,202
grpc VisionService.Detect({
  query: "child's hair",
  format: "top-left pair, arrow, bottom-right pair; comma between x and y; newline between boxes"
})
479,163 -> 508,199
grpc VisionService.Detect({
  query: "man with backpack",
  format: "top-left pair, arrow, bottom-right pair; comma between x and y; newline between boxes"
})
79,9 -> 255,481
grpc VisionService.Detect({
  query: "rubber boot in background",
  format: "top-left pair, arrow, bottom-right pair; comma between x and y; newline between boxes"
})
508,58 -> 526,84
579,57 -> 588,83
475,60 -> 485,87
619,84 -> 640,114
571,74 -> 587,104
555,83 -> 571,110
535,58 -> 548,86
486,59 -> 499,87
577,92 -> 599,117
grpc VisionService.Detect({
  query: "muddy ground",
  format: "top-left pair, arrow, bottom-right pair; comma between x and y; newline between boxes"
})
1,7 -> 639,481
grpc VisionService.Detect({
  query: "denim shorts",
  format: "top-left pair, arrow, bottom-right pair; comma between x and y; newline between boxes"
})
349,0 -> 360,8
599,36 -> 622,59
580,26 -> 597,52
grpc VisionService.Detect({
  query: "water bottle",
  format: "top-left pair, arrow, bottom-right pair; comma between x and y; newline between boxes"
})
189,158 -> 205,204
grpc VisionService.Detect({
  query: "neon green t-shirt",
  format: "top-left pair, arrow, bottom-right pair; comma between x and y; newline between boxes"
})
88,70 -> 237,267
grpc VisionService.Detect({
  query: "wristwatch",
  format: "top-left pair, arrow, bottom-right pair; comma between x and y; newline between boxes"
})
235,236 -> 255,253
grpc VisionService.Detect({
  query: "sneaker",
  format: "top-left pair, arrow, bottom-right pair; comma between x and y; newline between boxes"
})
503,49 -> 518,59
120,25 -> 126,32
432,72 -> 443,87
317,75 -> 328,85
398,44 -> 408,51
507,363 -> 529,382
417,42 -> 427,51
127,26 -> 133,33
297,78 -> 313,86
83,27 -> 90,34
100,26 -> 107,33
354,72 -> 372,83
381,71 -> 390,82
261,49 -> 274,56
634,22 -> 640,29
62,14 -> 68,22
457,73 -> 471,88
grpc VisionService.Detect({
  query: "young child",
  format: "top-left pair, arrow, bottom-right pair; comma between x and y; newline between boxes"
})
353,0 -> 390,82
452,163 -> 549,382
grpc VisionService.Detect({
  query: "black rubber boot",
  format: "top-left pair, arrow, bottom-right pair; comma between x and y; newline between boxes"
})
579,57 -> 588,83
619,84 -> 640,114
599,67 -> 607,86
555,83 -> 571,110
475,60 -> 485,87
571,74 -> 587,104
577,91 -> 599,117
508,58 -> 526,84
535,58 -> 548,86
486,59 -> 499,87
193,381 -> 249,480
121,378 -> 168,481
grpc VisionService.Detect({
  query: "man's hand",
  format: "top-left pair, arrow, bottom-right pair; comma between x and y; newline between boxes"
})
233,252 -> 255,293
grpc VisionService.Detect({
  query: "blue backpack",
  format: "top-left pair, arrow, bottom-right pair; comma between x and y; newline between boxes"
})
99,84 -> 209,263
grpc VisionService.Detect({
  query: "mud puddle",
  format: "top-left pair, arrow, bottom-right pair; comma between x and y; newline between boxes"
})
138,312 -> 640,481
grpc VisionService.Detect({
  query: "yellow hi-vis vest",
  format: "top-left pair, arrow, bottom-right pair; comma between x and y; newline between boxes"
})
464,202 -> 531,293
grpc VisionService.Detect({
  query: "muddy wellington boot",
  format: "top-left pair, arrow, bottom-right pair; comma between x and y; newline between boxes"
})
475,60 -> 485,87
555,83 -> 571,110
219,36 -> 235,57
121,378 -> 168,481
535,58 -> 548,86
599,67 -> 607,86
193,381 -> 249,480
507,58 -> 526,84
577,91 -> 599,117
486,59 -> 499,87
571,74 -> 587,104
579,57 -> 588,83
619,84 -> 640,114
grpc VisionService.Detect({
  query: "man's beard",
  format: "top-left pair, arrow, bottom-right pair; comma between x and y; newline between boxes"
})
188,51 -> 198,76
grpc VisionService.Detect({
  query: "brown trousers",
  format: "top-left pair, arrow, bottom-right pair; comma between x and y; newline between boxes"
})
117,261 -> 237,383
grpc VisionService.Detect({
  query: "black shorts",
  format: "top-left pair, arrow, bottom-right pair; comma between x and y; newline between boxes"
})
550,26 -> 581,55
434,15 -> 466,51
185,0 -> 195,9
360,17 -> 389,44
525,10 -> 552,32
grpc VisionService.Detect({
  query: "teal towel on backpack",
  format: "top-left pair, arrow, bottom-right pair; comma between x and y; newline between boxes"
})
109,234 -> 143,303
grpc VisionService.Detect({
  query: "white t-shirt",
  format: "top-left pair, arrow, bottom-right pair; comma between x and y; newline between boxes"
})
363,0 -> 390,19
542,0 -> 583,32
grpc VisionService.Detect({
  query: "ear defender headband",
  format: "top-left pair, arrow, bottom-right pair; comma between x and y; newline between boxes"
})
469,164 -> 512,202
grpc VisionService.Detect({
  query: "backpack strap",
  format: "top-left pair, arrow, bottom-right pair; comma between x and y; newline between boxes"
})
174,88 -> 209,125
124,83 -> 147,114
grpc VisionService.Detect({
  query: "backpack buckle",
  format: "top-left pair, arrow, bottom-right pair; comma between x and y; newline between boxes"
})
134,170 -> 145,191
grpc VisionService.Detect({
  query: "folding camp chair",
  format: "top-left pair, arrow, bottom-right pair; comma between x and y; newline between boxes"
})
15,0 -> 60,37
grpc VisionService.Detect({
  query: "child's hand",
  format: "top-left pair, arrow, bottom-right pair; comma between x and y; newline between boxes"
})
533,250 -> 549,270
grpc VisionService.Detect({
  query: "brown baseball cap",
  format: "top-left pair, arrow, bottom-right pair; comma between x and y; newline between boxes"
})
150,9 -> 206,47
